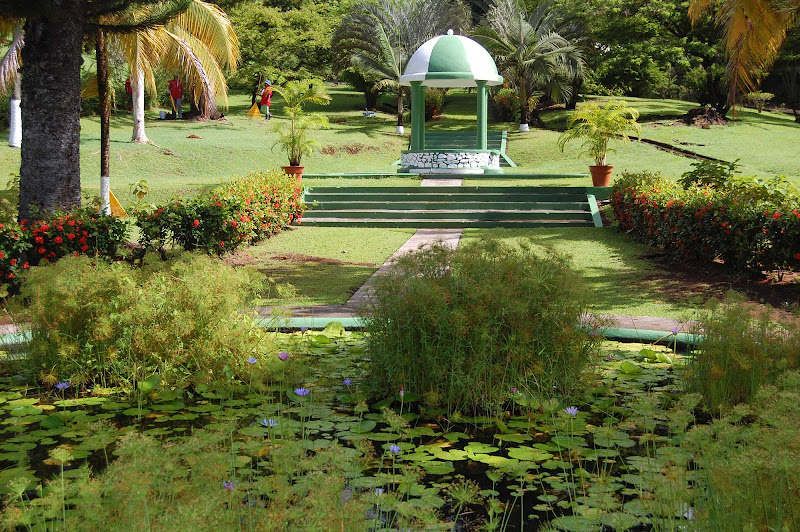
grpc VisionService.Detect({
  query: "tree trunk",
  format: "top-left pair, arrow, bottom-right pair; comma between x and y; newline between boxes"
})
397,90 -> 404,126
9,76 -> 22,149
131,68 -> 149,143
518,70 -> 530,132
199,88 -> 220,120
96,28 -> 111,215
20,0 -> 85,221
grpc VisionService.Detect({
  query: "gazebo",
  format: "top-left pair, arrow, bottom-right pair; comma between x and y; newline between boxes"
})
399,30 -> 504,174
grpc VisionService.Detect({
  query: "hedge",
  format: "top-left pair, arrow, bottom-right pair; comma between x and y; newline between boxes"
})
136,170 -> 305,255
611,171 -> 800,272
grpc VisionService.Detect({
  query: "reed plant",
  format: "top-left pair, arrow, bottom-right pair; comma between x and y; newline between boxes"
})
364,239 -> 598,415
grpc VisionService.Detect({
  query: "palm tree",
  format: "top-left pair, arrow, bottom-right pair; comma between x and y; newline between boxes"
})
333,0 -> 470,133
0,0 -> 238,218
0,21 -> 24,148
689,0 -> 798,102
473,0 -> 584,131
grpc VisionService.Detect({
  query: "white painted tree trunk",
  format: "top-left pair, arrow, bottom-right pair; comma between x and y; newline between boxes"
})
99,175 -> 111,215
131,68 -> 149,143
396,125 -> 405,134
8,100 -> 21,148
519,123 -> 529,132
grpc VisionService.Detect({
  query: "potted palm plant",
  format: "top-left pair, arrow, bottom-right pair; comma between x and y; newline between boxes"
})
557,100 -> 641,186
272,80 -> 331,181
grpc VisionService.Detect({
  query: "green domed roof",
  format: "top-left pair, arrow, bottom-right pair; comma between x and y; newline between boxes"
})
399,30 -> 503,88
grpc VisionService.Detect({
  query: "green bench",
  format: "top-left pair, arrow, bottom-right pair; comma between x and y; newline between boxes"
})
397,130 -> 517,167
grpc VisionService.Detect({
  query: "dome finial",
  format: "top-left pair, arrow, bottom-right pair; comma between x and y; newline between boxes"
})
447,29 -> 454,35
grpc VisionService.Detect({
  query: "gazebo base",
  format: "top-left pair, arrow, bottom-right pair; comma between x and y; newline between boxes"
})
400,150 -> 502,175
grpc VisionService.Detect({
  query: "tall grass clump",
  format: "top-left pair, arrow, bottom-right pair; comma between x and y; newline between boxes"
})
686,293 -> 800,413
683,372 -> 800,529
364,240 -> 597,414
19,253 -> 272,389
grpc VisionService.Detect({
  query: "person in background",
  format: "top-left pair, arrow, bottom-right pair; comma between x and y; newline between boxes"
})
260,80 -> 273,120
125,77 -> 133,113
168,74 -> 184,119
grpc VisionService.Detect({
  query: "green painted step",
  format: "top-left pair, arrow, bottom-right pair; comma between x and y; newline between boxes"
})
305,186 -> 597,194
300,219 -> 594,228
306,194 -> 589,204
310,201 -> 589,210
304,210 -> 593,221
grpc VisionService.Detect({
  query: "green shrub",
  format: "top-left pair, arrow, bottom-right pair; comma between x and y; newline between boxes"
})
685,294 -> 800,413
20,253 -> 273,389
364,240 -> 597,414
137,170 -> 305,255
424,88 -> 445,121
611,171 -> 800,272
491,86 -> 520,122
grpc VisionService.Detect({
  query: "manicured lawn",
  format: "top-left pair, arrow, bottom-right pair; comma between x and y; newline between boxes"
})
231,226 -> 416,306
462,227 -> 695,319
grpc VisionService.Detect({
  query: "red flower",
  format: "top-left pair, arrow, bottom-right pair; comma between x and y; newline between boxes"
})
54,236 -> 63,244
231,220 -> 237,228
68,233 -> 76,240
40,224 -> 50,232
220,241 -> 225,247
0,252 -> 4,259
795,253 -> 800,260
38,247 -> 46,254
9,259 -> 15,265
7,273 -> 13,279
35,236 -> 44,244
193,219 -> 200,228
772,212 -> 781,220
22,262 -> 29,269
68,220 -> 76,226
79,237 -> 87,245
81,245 -> 88,252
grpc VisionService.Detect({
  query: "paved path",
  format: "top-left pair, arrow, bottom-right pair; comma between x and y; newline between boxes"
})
256,175 -> 689,333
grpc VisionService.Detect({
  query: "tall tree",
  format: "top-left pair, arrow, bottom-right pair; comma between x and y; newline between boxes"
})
333,0 -> 470,133
474,0 -> 583,131
689,0 -> 798,101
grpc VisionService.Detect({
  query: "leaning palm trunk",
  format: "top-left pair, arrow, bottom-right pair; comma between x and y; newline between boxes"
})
4,26 -> 24,148
131,68 -> 149,143
19,0 -> 84,220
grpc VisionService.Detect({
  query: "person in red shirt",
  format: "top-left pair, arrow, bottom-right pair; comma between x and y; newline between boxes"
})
125,77 -> 132,112
260,80 -> 272,120
168,75 -> 184,119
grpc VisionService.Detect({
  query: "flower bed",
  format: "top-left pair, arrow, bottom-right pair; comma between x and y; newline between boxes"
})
136,170 -> 305,255
611,171 -> 800,272
0,209 -> 127,294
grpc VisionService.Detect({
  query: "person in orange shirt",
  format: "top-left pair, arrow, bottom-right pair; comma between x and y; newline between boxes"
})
168,75 -> 184,119
260,80 -> 272,120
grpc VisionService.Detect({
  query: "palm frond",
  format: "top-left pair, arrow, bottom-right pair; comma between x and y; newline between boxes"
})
0,25 -> 23,96
167,0 -> 240,70
161,26 -> 229,108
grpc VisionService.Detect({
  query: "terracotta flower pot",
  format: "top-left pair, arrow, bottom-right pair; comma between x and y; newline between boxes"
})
589,165 -> 614,187
282,165 -> 304,183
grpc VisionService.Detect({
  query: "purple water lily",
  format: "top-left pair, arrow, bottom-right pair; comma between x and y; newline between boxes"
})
294,387 -> 310,397
671,327 -> 679,335
374,488 -> 384,496
260,418 -> 278,428
223,481 -> 235,491
55,382 -> 70,391
343,378 -> 352,386
246,357 -> 258,364
300,326 -> 307,333
277,352 -> 290,361
510,387 -> 518,394
565,406 -> 579,417
388,444 -> 401,454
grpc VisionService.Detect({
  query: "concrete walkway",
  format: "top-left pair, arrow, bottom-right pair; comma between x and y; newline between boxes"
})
258,174 -> 687,334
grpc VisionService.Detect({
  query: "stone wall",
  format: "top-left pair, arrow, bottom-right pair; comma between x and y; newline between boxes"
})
401,151 -> 500,172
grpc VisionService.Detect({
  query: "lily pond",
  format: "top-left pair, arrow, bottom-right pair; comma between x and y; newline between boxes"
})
0,323 -> 717,531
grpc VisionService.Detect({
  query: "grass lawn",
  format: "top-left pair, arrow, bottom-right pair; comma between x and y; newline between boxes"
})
0,86 -> 797,208
229,226 -> 416,306
462,227 -> 698,319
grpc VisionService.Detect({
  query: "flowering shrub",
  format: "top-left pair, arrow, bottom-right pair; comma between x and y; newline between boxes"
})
424,88 -> 445,121
137,170 -> 305,255
0,208 -> 127,295
491,87 -> 520,122
611,171 -> 800,272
